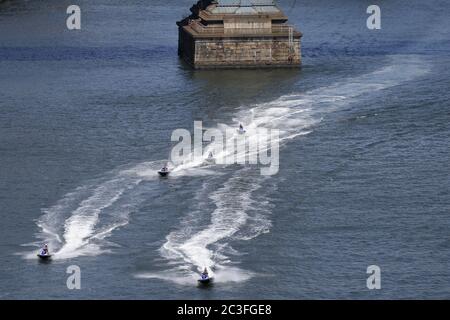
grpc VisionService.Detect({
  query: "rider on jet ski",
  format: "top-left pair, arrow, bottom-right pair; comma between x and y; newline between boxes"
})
201,267 -> 209,280
40,244 -> 49,255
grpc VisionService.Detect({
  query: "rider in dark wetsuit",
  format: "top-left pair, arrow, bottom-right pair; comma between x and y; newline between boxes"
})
41,244 -> 49,255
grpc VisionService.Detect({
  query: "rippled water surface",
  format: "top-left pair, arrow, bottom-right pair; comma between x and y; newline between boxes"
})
0,0 -> 449,299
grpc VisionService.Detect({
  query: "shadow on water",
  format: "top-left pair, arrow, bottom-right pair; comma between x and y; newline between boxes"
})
178,60 -> 304,119
192,67 -> 301,92
37,257 -> 53,265
197,281 -> 214,291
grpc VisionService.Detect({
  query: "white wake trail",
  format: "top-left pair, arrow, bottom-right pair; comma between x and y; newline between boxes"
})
54,177 -> 136,259
25,161 -> 166,260
154,55 -> 429,284
174,171 -> 266,267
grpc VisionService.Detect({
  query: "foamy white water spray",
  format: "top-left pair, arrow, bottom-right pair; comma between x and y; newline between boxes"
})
155,55 -> 429,284
24,161 -> 168,260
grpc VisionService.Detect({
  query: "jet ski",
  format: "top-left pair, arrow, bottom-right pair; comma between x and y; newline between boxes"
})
37,252 -> 52,260
198,277 -> 211,285
198,274 -> 212,285
37,246 -> 52,260
198,268 -> 212,285
158,166 -> 170,177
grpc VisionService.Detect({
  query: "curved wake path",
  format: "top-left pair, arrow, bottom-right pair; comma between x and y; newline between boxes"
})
24,161 -> 164,260
142,55 -> 430,284
25,55 -> 428,281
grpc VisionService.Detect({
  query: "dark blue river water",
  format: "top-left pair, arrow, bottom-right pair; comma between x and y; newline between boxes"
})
0,0 -> 449,299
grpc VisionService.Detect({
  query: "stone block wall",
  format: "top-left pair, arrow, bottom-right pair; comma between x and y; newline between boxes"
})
191,37 -> 301,68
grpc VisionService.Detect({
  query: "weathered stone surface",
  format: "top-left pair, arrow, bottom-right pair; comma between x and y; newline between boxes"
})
191,38 -> 300,68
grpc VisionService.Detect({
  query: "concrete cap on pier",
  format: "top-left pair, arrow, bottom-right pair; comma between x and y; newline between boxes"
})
208,0 -> 282,15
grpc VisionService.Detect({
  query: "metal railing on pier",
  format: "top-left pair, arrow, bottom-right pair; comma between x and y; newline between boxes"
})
188,21 -> 297,36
